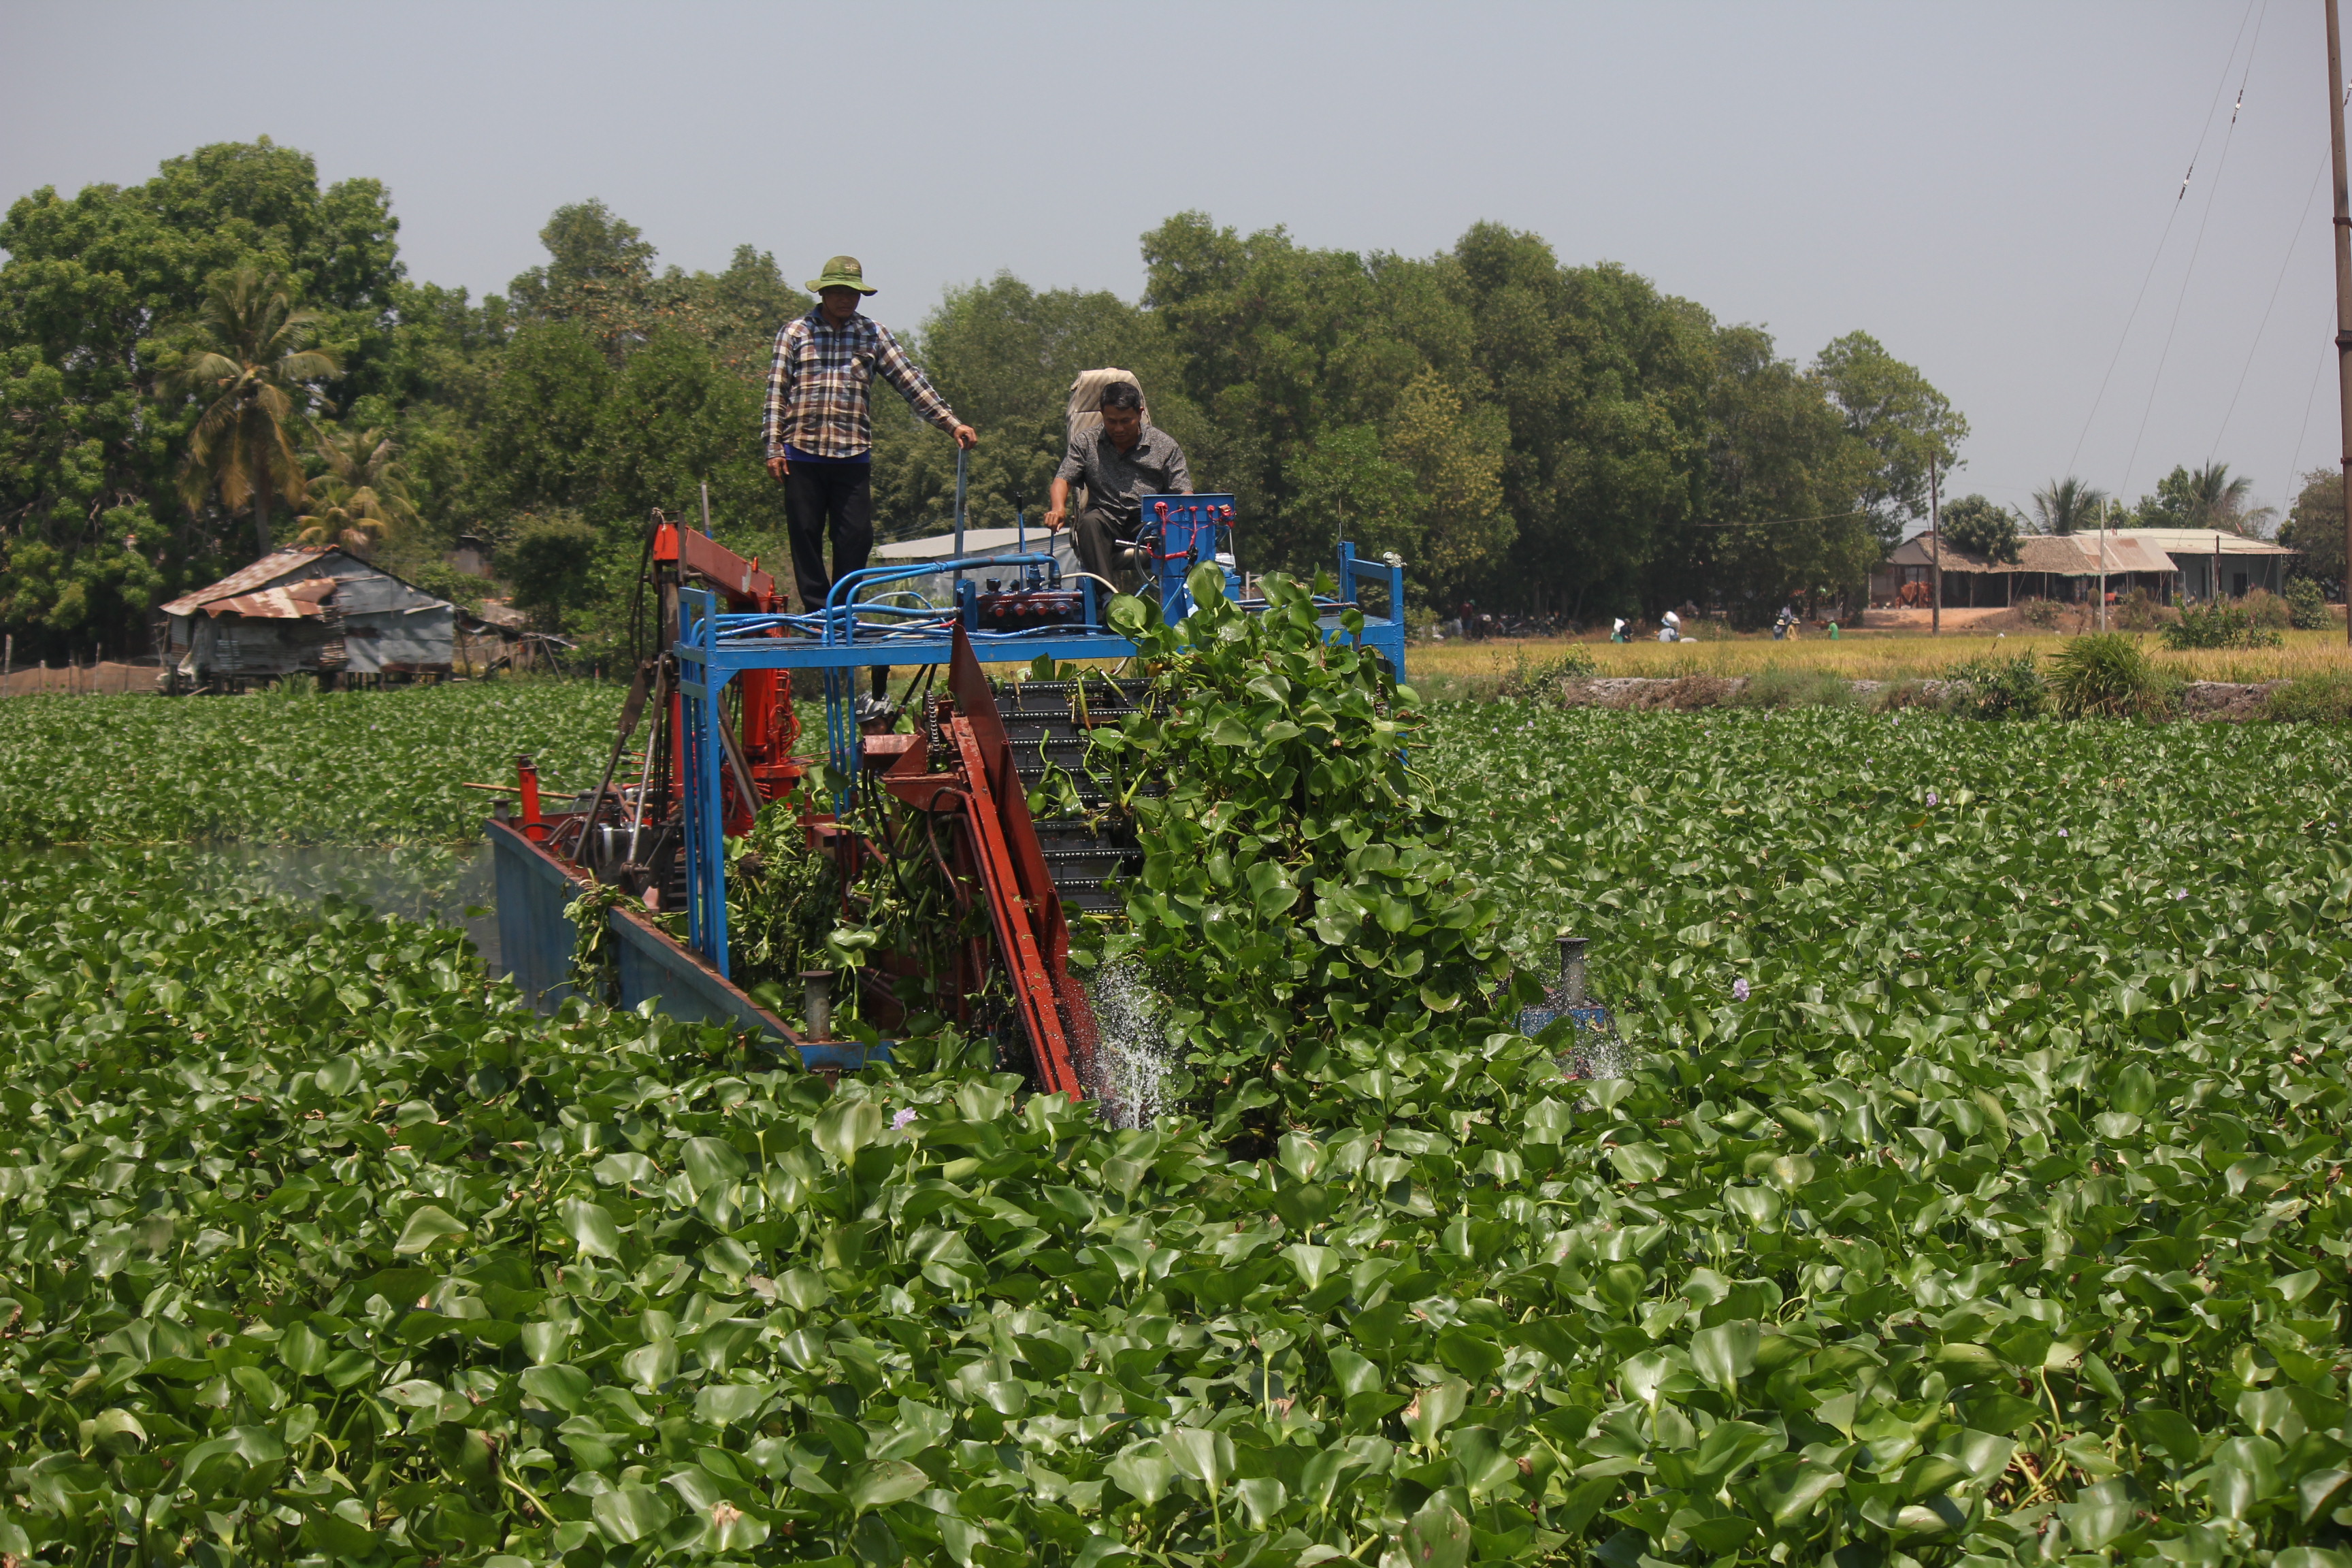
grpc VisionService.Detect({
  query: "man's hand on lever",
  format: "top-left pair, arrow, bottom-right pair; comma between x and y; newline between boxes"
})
1044,475 -> 1071,532
952,423 -> 979,451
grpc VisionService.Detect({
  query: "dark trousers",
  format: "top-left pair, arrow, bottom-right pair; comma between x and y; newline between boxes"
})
1074,506 -> 1130,587
784,460 -> 874,615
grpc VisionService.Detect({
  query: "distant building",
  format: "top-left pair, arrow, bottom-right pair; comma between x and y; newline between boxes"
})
446,534 -> 494,578
160,547 -> 472,691
1875,529 -> 2297,608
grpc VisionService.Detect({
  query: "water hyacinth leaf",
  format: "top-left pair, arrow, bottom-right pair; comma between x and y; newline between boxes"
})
1403,1498 -> 1473,1568
1164,1426 -> 1235,1491
278,1320 -> 328,1376
1403,1379 -> 1469,1448
90,1408 -> 146,1454
815,1100 -> 885,1163
592,1484 -> 672,1544
1434,1326 -> 1504,1382
1107,1443 -> 1176,1505
1689,1320 -> 1761,1390
680,1135 -> 747,1192
1608,1141 -> 1668,1182
694,1380 -> 769,1426
557,1198 -> 625,1260
520,1363 -> 590,1414
847,1458 -> 931,1512
392,1203 -> 468,1254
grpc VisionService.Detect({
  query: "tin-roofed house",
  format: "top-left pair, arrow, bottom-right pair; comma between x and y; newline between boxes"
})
1875,529 -> 2298,608
160,547 -> 461,691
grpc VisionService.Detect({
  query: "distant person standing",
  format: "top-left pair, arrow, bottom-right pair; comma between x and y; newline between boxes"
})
763,257 -> 977,711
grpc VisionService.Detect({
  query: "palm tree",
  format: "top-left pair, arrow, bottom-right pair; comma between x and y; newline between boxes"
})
2176,461 -> 2274,536
295,428 -> 420,554
2030,476 -> 2107,536
161,270 -> 340,559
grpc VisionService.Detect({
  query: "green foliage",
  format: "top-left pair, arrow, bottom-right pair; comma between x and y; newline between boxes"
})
2280,468 -> 2346,589
1812,329 -> 1969,551
7,139 -> 1969,655
497,513 -> 604,631
2264,671 -> 2352,723
1496,644 -> 1600,704
2285,575 -> 2331,630
2113,587 -> 2167,633
2240,587 -> 2292,631
2163,602 -> 2283,652
1943,651 -> 2048,719
0,138 -> 405,657
1939,494 -> 2021,564
2132,461 -> 2271,536
14,691 -> 2352,1561
2047,632 -> 2172,717
1089,565 -> 1511,1148
0,683 -> 617,844
2031,476 -> 2108,536
7,691 -> 2352,1563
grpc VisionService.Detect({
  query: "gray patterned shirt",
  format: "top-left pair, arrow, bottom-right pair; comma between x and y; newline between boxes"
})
1054,426 -> 1193,529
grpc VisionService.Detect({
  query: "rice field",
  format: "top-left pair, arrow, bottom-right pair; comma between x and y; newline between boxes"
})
1407,627 -> 2352,697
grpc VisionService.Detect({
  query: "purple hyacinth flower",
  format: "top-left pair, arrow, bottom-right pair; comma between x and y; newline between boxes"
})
2057,828 -> 2068,838
892,1107 -> 917,1130
1926,791 -> 1939,807
1733,978 -> 1750,1002
2174,889 -> 2188,901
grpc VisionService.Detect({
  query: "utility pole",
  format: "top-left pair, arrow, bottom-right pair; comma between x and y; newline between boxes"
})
2330,0 -> 2352,644
1929,458 -> 1942,636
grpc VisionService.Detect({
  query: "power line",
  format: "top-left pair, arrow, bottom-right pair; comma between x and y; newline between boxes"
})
2210,140 -> 2332,463
2117,0 -> 2269,506
2063,0 -> 2266,480
2282,338 -> 2330,511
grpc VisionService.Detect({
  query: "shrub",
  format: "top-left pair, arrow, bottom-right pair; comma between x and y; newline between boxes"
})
2112,587 -> 2169,632
1942,651 -> 2046,719
2265,670 -> 2352,723
2016,597 -> 2063,630
1869,679 -> 1941,712
2047,631 -> 2174,718
1735,666 -> 1855,709
2161,600 -> 2282,651
2285,575 -> 2331,630
1496,643 -> 1597,702
2241,585 -> 2292,630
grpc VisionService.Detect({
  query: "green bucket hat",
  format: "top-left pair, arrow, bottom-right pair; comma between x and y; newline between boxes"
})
806,255 -> 877,295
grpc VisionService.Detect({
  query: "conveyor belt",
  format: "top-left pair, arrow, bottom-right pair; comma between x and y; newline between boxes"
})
995,679 -> 1153,918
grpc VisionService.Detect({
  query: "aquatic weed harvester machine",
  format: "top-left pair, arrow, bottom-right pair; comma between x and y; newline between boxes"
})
489,478 -> 1410,1102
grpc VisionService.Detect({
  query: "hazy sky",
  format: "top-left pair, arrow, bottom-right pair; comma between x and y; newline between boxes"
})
3,1 -> 2341,526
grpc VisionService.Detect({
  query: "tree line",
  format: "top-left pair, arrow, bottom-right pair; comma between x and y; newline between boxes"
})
5,137 -> 1997,660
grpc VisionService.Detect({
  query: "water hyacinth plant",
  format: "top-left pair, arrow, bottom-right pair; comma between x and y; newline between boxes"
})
2,593 -> 2352,1565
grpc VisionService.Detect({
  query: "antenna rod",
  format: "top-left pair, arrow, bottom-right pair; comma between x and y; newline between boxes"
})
2330,0 -> 2352,644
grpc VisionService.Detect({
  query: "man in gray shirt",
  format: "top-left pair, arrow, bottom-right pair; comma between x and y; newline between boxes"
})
1043,381 -> 1192,585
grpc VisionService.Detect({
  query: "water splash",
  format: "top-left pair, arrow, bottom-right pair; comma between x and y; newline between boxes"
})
1085,959 -> 1175,1128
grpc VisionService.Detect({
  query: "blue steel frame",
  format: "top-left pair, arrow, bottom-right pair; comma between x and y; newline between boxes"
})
672,536 -> 1407,976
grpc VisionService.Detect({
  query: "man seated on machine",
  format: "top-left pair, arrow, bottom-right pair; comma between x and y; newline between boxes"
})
1043,382 -> 1191,588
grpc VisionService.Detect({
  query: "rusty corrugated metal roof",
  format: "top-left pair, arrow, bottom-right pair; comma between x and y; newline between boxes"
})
199,576 -> 340,620
1891,533 -> 2186,575
159,547 -> 340,617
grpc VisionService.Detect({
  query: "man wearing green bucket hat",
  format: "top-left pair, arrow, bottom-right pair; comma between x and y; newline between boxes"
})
762,256 -> 976,711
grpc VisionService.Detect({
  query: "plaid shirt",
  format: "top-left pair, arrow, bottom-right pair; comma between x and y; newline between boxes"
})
761,309 -> 960,460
